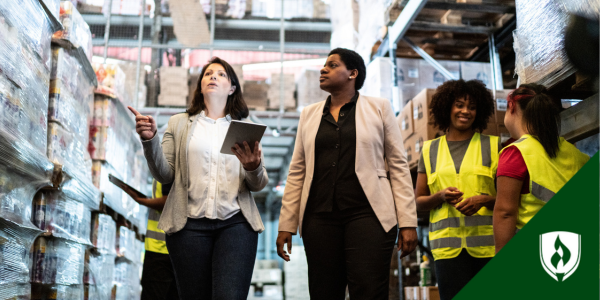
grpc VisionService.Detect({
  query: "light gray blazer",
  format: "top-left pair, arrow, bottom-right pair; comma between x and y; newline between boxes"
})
141,113 -> 269,234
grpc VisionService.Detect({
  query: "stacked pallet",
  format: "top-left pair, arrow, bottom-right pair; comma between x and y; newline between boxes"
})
268,73 -> 296,110
297,69 -> 329,109
159,66 -> 189,107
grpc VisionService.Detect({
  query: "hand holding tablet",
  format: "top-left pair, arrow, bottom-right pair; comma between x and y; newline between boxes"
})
221,120 -> 267,171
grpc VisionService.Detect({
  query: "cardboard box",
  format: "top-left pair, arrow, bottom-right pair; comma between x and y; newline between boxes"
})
404,123 -> 445,168
421,286 -> 440,300
398,101 -> 414,138
494,90 -> 511,124
399,86 -> 420,106
412,89 -> 437,130
396,58 -> 420,87
404,134 -> 418,168
419,60 -> 460,89
404,286 -> 421,300
460,61 -> 492,89
497,123 -> 512,144
481,122 -> 498,136
158,94 -> 187,107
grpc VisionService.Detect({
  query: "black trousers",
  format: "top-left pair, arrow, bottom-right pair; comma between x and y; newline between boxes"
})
165,212 -> 258,300
141,251 -> 179,300
434,249 -> 492,300
302,206 -> 397,300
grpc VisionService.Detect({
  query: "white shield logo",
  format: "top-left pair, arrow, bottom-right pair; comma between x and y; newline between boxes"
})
539,231 -> 581,282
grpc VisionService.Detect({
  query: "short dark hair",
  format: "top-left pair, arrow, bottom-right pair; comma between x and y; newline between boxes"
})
429,79 -> 495,133
187,57 -> 249,120
328,48 -> 366,90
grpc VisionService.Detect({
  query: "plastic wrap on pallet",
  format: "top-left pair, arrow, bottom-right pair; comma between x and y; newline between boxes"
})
47,122 -> 88,173
93,63 -> 127,102
31,284 -> 84,300
514,0 -> 576,87
92,161 -> 124,213
41,0 -> 61,19
0,283 -> 30,300
0,124 -> 53,227
84,250 -> 115,300
49,89 -> 90,145
52,1 -> 93,60
116,226 -> 136,262
0,218 -> 41,286
53,153 -> 97,207
31,237 -> 86,285
113,258 -> 141,300
51,47 -> 94,109
91,213 -> 117,255
33,192 -> 92,245
0,0 -> 54,72
554,0 -> 600,19
0,73 -> 49,155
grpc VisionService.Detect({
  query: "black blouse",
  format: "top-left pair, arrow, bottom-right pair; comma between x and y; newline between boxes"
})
306,92 -> 370,213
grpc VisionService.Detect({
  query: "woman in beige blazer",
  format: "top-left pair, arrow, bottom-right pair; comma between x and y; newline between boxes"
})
129,57 -> 268,299
276,48 -> 418,300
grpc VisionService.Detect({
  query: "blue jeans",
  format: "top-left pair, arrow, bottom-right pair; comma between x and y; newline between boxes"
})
165,212 -> 258,300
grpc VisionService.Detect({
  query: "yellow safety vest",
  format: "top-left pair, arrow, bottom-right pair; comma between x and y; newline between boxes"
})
423,133 -> 498,260
500,134 -> 589,229
145,180 -> 168,254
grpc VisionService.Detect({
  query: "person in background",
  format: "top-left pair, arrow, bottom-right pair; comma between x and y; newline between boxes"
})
276,48 -> 418,300
494,84 -> 589,252
414,80 -> 499,300
122,180 -> 178,300
128,57 -> 269,299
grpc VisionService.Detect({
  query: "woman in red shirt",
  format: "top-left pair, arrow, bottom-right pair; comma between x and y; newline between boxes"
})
493,84 -> 589,253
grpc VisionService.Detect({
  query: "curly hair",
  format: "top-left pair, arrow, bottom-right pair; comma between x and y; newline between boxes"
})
429,79 -> 495,132
328,48 -> 366,90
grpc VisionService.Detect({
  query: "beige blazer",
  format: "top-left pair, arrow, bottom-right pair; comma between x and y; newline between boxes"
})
278,95 -> 417,236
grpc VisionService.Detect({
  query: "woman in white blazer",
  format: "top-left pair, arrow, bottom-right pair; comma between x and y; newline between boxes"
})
276,48 -> 418,300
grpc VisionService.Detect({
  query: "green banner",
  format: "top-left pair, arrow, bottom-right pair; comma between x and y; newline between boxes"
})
455,153 -> 599,299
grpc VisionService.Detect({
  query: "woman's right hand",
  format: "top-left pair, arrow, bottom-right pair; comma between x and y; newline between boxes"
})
439,187 -> 464,205
128,106 -> 157,140
276,231 -> 293,262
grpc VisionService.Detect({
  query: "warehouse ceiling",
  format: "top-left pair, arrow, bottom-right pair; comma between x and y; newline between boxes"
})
83,14 -> 332,54
377,0 -> 516,62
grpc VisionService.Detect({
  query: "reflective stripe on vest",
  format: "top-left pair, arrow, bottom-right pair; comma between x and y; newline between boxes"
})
429,216 -> 493,232
431,237 -> 461,250
145,180 -> 169,254
466,235 -> 495,248
424,133 -> 498,260
146,229 -> 166,242
500,135 -> 589,229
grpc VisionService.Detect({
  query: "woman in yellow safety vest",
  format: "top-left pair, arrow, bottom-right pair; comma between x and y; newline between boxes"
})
415,79 -> 499,300
493,84 -> 589,252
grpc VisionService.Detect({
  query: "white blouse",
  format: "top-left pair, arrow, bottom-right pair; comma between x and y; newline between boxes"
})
187,111 -> 241,220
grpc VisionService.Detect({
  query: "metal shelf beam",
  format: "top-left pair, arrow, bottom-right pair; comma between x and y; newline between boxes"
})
560,93 -> 599,143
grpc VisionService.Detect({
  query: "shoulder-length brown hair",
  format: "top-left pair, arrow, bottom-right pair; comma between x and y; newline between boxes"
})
187,57 -> 249,120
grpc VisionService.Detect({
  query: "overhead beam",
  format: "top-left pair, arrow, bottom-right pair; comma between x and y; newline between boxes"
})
262,147 -> 290,156
420,2 -> 516,14
409,21 -> 496,35
82,14 -> 332,32
388,0 -> 429,49
92,38 -> 331,53
560,93 -> 599,143
402,37 -> 458,80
